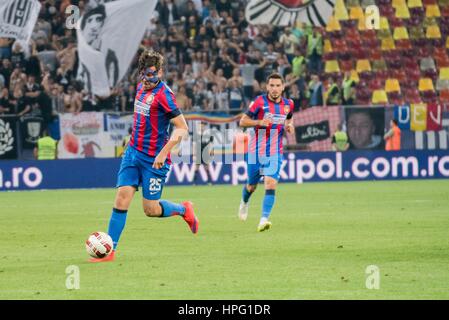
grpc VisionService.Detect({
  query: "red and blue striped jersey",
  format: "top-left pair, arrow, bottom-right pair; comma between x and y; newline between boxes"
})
245,94 -> 293,156
129,81 -> 181,163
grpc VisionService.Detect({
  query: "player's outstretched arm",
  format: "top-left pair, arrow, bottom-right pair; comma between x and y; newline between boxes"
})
153,114 -> 188,169
239,114 -> 271,128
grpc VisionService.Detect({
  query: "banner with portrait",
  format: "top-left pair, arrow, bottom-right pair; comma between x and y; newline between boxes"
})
0,116 -> 19,160
0,0 -> 41,42
344,107 -> 385,150
76,0 -> 158,97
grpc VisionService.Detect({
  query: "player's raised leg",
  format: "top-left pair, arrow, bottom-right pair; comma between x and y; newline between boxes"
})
142,198 -> 199,234
257,177 -> 277,232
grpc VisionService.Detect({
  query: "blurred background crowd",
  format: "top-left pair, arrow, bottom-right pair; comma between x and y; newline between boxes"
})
0,0 -> 341,130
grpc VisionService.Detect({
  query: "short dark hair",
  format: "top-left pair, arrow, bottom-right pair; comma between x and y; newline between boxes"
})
266,72 -> 284,84
81,5 -> 106,30
392,119 -> 398,126
138,50 -> 164,73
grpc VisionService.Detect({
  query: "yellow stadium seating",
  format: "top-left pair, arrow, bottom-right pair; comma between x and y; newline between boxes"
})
395,5 -> 411,18
440,67 -> 449,80
324,39 -> 333,53
356,59 -> 372,73
335,0 -> 349,20
407,0 -> 423,8
385,79 -> 401,93
393,0 -> 407,8
393,27 -> 409,40
350,70 -> 360,82
418,78 -> 435,91
381,37 -> 396,50
350,6 -> 364,20
325,60 -> 341,73
426,25 -> 441,39
326,16 -> 342,32
372,90 -> 389,104
425,5 -> 441,17
379,17 -> 390,30
357,18 -> 366,31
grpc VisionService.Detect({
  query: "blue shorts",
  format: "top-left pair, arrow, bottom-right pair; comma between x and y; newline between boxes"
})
117,147 -> 170,200
246,154 -> 283,185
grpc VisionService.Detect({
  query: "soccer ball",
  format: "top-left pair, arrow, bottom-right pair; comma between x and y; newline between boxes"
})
85,232 -> 113,258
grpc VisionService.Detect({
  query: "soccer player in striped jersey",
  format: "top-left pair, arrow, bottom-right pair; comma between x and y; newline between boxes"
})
238,73 -> 294,232
89,50 -> 199,262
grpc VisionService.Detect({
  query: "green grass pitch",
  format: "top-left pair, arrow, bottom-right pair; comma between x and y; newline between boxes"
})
0,180 -> 448,299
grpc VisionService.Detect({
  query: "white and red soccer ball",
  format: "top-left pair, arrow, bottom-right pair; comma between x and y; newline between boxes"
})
85,232 -> 113,258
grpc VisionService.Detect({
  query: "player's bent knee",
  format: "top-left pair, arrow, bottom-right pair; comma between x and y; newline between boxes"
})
143,202 -> 161,217
114,188 -> 135,209
264,178 -> 277,190
247,184 -> 257,193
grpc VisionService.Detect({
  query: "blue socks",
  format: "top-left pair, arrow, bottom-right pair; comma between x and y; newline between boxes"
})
159,200 -> 186,217
242,186 -> 253,203
262,190 -> 275,219
108,208 -> 128,250
107,201 -> 185,250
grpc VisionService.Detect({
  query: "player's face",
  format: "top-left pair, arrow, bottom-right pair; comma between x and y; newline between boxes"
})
141,66 -> 162,90
267,79 -> 284,101
347,113 -> 375,149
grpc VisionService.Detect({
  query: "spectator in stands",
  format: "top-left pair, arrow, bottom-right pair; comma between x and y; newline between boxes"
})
0,59 -> 13,88
10,42 -> 26,70
384,119 -> 401,151
306,74 -> 324,107
175,85 -> 192,111
291,46 -> 306,80
192,81 -> 209,111
0,88 -> 12,114
157,0 -> 180,29
0,38 -> 13,60
214,82 -> 229,111
24,75 -> 42,106
9,68 -> 27,96
11,87 -> 31,117
228,79 -> 245,113
306,28 -> 323,74
226,53 -> 267,101
325,77 -> 341,106
253,35 -> 267,53
342,71 -> 357,106
279,27 -> 300,63
286,82 -> 302,112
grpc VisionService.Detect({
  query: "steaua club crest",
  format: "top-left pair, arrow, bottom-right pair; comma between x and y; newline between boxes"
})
284,105 -> 290,114
245,0 -> 335,27
146,94 -> 154,105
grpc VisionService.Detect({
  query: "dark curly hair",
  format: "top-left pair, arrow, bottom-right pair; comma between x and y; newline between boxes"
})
138,50 -> 164,73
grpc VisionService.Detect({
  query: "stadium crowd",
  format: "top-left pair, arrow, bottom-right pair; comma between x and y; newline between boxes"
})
0,0 -> 358,130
